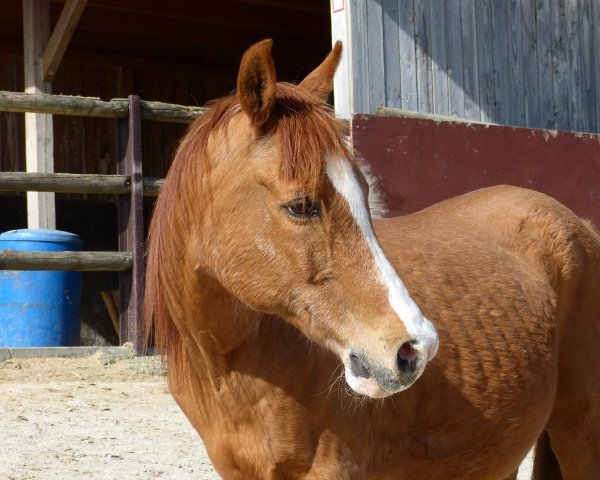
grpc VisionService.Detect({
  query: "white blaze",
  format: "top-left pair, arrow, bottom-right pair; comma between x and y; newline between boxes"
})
325,156 -> 439,360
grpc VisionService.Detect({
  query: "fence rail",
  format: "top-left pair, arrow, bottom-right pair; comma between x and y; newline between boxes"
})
0,172 -> 163,196
0,92 -> 200,353
0,251 -> 132,271
0,91 -> 206,123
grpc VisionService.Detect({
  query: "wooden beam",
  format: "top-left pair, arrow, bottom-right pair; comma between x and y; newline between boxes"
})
376,106 -> 494,126
42,0 -> 87,82
0,250 -> 132,271
0,172 -> 164,196
0,91 -> 207,123
330,0 -> 352,119
0,90 -> 348,127
23,0 -> 55,229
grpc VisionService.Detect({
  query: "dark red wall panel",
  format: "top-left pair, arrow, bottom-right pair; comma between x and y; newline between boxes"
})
352,115 -> 600,227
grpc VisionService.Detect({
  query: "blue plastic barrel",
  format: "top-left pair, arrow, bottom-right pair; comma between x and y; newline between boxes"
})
0,229 -> 83,347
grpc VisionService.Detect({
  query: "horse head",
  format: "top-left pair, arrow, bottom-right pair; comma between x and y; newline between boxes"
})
148,40 -> 438,399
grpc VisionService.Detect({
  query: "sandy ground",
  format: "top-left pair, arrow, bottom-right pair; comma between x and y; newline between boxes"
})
0,348 -> 533,480
0,348 -> 219,480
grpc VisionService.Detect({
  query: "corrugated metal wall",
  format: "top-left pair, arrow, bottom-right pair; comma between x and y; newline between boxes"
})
348,0 -> 600,133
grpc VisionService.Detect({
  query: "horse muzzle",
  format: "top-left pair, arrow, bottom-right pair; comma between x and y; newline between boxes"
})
343,340 -> 434,398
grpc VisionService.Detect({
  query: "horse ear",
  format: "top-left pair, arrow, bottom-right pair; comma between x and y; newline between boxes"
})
237,39 -> 277,128
298,41 -> 342,102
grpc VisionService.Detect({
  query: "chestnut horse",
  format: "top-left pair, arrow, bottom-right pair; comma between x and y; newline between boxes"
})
144,40 -> 600,479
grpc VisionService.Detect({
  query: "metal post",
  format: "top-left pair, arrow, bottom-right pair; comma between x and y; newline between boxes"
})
116,95 -> 144,354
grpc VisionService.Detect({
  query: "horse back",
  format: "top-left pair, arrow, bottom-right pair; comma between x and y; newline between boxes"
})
377,184 -> 599,325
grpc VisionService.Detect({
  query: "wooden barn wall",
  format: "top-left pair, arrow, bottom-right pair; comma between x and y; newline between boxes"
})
352,114 -> 600,227
0,55 -> 24,175
350,0 -> 600,133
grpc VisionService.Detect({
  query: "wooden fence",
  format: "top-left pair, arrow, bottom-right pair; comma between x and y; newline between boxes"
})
0,91 -> 206,353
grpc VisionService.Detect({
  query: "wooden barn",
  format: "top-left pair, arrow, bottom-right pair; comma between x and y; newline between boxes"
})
333,0 -> 600,133
0,0 -> 599,348
331,0 -> 599,226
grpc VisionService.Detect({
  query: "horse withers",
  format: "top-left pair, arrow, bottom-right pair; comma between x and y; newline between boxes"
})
144,40 -> 600,479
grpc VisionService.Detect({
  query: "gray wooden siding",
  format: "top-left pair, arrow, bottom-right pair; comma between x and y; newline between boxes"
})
350,0 -> 600,133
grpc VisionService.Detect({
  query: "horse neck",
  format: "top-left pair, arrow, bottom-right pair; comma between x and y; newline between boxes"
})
183,269 -> 261,357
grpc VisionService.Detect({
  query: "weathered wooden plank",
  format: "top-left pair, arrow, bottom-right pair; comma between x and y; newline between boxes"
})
139,100 -> 206,123
0,57 -> 21,173
460,0 -> 480,121
377,105 -> 492,125
445,0 -> 465,119
0,91 -> 206,123
398,0 -> 418,112
491,0 -> 510,125
0,251 -> 132,271
0,172 -> 163,196
594,0 -> 600,131
578,0 -> 596,133
536,0 -> 555,129
0,91 -> 120,117
366,0 -> 385,112
382,0 -> 401,109
475,0 -> 495,124
507,0 -> 526,126
522,0 -> 540,126
551,0 -> 570,131
430,0 -> 448,116
350,0 -> 369,113
414,0 -> 432,113
566,0 -> 584,132
140,177 -> 163,196
42,0 -> 87,82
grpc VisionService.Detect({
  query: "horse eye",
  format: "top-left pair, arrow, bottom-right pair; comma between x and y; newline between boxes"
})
284,197 -> 321,219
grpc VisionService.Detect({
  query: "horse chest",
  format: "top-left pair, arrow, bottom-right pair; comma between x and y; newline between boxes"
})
204,388 -> 336,479
208,414 -> 525,480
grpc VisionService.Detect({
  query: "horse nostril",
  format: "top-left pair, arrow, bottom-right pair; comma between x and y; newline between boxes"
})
397,341 -> 419,376
349,352 -> 370,378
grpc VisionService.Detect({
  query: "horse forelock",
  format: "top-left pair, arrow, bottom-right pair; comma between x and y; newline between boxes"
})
273,83 -> 353,192
167,82 -> 352,198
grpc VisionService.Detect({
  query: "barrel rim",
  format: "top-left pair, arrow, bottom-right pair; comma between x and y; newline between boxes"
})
0,229 -> 83,245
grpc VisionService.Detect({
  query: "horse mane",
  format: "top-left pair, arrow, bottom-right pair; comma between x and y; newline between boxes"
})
144,82 -> 352,377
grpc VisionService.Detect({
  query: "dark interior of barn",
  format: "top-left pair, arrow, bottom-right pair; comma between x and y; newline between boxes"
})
0,0 -> 331,344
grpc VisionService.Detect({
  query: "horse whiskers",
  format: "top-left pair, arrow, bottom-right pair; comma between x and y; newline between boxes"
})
308,363 -> 344,401
336,371 -> 371,416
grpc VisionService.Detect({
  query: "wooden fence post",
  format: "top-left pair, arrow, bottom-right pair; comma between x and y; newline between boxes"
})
116,96 -> 145,354
23,0 -> 55,229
